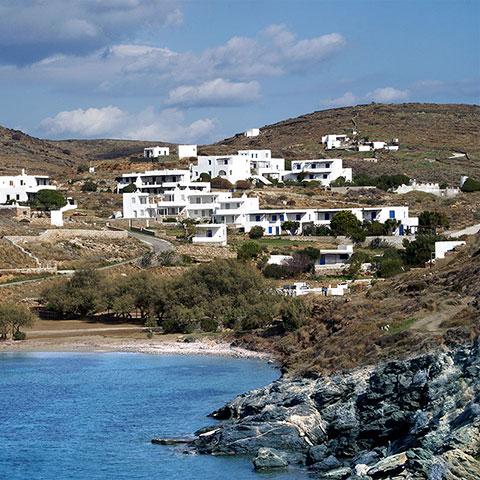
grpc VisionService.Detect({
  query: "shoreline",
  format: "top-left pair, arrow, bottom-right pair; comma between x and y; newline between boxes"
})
0,336 -> 274,360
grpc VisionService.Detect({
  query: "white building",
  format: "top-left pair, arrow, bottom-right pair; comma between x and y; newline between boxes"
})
315,245 -> 353,271
0,169 -> 56,204
191,153 -> 251,184
238,149 -> 286,181
393,180 -> 460,197
144,146 -> 169,159
434,241 -> 466,260
281,282 -> 324,297
286,158 -> 352,185
50,198 -> 78,227
192,224 -> 227,246
322,134 -> 349,150
244,128 -> 260,137
178,145 -> 197,159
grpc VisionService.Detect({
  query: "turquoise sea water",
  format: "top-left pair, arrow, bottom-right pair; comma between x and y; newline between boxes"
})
0,352 -> 309,479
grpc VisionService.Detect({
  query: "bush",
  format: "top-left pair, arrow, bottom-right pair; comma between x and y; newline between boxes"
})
81,181 -> 97,192
11,133 -> 22,141
211,177 -> 233,189
77,164 -> 88,173
330,176 -> 347,187
13,331 -> 27,341
199,173 -> 211,181
237,242 -> 263,260
378,257 -> 404,278
236,180 -> 252,190
121,183 -> 137,193
280,298 -> 309,332
461,177 -> 480,192
163,217 -> 177,223
282,221 -> 300,235
330,211 -> 362,236
162,318 -> 182,334
200,318 -> 218,332
286,200 -> 296,206
263,263 -> 290,279
249,226 -> 264,239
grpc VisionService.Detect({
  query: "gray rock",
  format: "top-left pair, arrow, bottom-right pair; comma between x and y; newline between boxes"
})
367,452 -> 408,476
307,444 -> 329,464
311,455 -> 341,472
253,447 -> 288,470
322,466 -> 352,479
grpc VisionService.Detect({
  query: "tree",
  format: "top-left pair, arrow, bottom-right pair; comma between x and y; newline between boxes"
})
263,263 -> 290,279
237,242 -> 263,260
180,218 -> 198,242
282,221 -> 300,235
297,247 -> 321,261
77,164 -> 88,173
284,253 -> 312,275
461,177 -> 480,192
330,176 -> 347,187
81,181 -> 97,192
364,220 -> 384,236
418,211 -> 449,234
383,219 -> 401,236
32,189 -> 67,210
330,211 -> 362,236
199,173 -> 211,181
402,235 -> 443,267
0,302 -> 36,340
249,226 -> 264,239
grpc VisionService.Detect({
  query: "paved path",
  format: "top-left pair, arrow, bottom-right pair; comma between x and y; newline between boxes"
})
447,223 -> 480,238
127,231 -> 174,253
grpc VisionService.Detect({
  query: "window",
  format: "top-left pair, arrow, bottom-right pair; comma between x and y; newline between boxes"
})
296,164 -> 301,170
326,163 -> 330,168
208,160 -> 212,165
224,160 -> 228,165
339,254 -> 349,260
280,215 -> 284,221
255,215 -> 260,221
296,214 -> 301,220
323,174 -> 328,179
268,227 -> 272,234
389,210 -> 395,219
207,230 -> 213,238
325,213 -> 330,220
272,215 -> 277,221
16,194 -> 20,200
309,175 -> 314,179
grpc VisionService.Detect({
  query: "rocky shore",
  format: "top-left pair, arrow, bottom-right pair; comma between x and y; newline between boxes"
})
191,340 -> 480,479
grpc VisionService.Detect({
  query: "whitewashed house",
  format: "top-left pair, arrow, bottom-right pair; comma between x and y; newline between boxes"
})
315,245 -> 353,271
281,282 -> 324,297
244,128 -> 260,137
50,197 -> 78,227
393,180 -> 460,197
178,144 -> 197,159
191,153 -> 251,184
238,149 -> 286,182
0,169 -> 56,204
322,134 -> 349,150
192,224 -> 227,246
286,158 -> 352,185
434,241 -> 466,260
144,146 -> 169,159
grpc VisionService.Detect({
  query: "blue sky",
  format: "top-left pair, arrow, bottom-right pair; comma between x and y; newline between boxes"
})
0,0 -> 478,143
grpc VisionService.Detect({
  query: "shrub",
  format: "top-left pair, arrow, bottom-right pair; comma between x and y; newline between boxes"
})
249,226 -> 264,239
282,221 -> 300,235
162,318 -> 182,334
263,263 -> 290,279
200,318 -> 218,332
121,183 -> 137,193
378,257 -> 404,278
163,217 -> 177,223
211,177 -> 233,189
236,180 -> 252,190
81,181 -> 97,192
330,211 -> 362,236
13,331 -> 27,341
331,176 -> 347,187
280,298 -> 309,332
237,242 -> 263,260
461,178 -> 480,192
199,173 -> 211,181
32,189 -> 67,210
286,200 -> 296,206
11,133 -> 21,141
77,164 -> 88,173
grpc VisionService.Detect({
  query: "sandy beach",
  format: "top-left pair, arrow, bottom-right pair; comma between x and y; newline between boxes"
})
0,335 -> 273,360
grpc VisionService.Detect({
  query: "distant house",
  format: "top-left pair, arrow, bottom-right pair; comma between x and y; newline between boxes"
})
315,245 -> 353,271
434,241 -> 466,260
0,169 -> 56,204
393,180 -> 460,197
192,224 -> 227,246
244,128 -> 260,137
322,134 -> 349,150
285,158 -> 352,185
144,146 -> 169,159
178,145 -> 197,159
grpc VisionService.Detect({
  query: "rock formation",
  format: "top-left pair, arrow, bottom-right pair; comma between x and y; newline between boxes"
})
193,340 -> 480,479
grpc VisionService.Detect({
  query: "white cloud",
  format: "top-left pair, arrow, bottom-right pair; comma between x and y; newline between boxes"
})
0,0 -> 183,65
365,87 -> 409,102
166,79 -> 261,107
323,91 -> 357,107
39,106 -> 216,142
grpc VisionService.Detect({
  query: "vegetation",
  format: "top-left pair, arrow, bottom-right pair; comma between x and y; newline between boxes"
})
353,173 -> 410,191
81,181 -> 98,192
236,180 -> 252,190
0,302 -> 36,340
461,177 -> 480,192
41,259 -> 293,333
30,189 -> 67,210
77,164 -> 88,173
281,221 -> 300,235
249,226 -> 264,239
121,183 -> 137,193
211,177 -> 233,189
402,235 -> 444,266
237,242 -> 263,260
418,211 -> 449,234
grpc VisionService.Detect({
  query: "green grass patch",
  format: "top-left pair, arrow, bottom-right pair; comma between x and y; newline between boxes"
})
388,317 -> 418,334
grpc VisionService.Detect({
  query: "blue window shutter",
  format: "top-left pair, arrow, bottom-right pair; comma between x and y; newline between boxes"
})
389,210 -> 395,219
280,215 -> 284,221
268,227 -> 272,234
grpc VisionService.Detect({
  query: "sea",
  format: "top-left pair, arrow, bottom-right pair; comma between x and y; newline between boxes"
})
0,352 -> 310,479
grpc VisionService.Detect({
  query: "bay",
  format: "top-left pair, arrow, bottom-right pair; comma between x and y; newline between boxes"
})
0,352 -> 309,479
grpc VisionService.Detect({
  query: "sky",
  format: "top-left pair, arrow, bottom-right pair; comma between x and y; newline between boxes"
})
0,0 -> 478,144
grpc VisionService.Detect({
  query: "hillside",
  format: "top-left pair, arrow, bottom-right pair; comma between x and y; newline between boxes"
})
0,103 -> 479,184
206,103 -> 480,184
